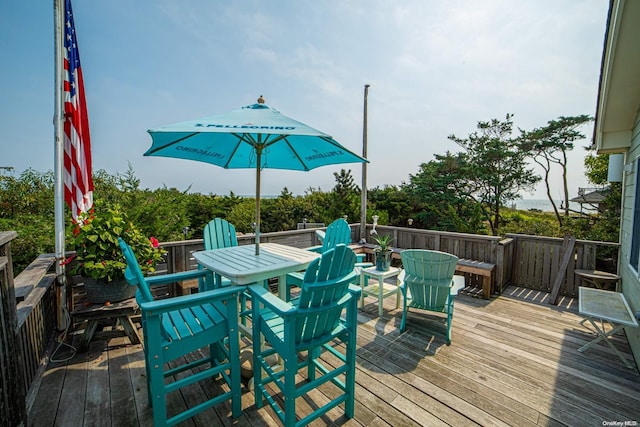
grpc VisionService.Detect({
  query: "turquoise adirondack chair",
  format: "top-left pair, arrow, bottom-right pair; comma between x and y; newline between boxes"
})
250,244 -> 361,427
118,238 -> 242,426
399,249 -> 459,344
286,218 -> 370,300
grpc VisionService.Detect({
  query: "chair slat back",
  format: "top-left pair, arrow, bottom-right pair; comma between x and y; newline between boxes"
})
118,237 -> 155,303
400,249 -> 458,309
320,219 -> 351,252
295,245 -> 356,344
203,218 -> 238,250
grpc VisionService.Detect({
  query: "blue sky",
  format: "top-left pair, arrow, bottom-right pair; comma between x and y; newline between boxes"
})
1,0 -> 609,200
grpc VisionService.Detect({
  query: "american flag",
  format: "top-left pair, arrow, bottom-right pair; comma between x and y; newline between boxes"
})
63,0 -> 93,222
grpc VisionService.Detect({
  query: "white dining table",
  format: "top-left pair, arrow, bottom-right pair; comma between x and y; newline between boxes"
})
194,243 -> 321,369
193,243 -> 321,298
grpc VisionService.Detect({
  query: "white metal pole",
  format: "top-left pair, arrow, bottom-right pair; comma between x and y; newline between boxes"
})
53,0 -> 68,331
360,84 -> 370,242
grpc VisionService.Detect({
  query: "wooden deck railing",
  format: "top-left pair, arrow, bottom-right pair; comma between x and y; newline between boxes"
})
505,233 -> 619,297
1,232 -> 27,426
1,232 -> 59,427
0,224 -> 621,427
160,226 -> 620,298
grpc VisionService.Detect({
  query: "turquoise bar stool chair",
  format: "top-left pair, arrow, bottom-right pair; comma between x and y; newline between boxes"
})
286,218 -> 370,300
250,244 -> 361,427
200,217 -> 238,289
202,217 -> 265,325
118,238 -> 242,426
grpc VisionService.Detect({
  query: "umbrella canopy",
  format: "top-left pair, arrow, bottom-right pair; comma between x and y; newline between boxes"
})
145,101 -> 368,255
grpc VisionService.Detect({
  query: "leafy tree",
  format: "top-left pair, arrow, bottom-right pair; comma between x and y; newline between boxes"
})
327,169 -> 360,223
129,187 -> 191,242
0,215 -> 55,273
260,188 -> 304,232
92,168 -> 124,208
500,208 -> 562,237
584,152 -> 610,184
300,187 -> 332,225
403,152 -> 485,233
520,115 -> 592,224
583,151 -> 621,244
0,168 -> 54,218
449,114 -> 540,235
228,199 -> 257,234
184,193 -> 227,239
368,185 -> 413,228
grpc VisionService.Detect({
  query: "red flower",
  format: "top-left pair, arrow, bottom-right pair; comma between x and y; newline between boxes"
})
59,254 -> 76,266
150,236 -> 159,248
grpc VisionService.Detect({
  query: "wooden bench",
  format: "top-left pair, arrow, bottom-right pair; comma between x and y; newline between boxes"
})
455,259 -> 496,299
358,244 -> 496,299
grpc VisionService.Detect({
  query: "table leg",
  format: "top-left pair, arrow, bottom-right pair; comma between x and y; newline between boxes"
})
277,274 -> 287,300
78,320 -> 99,352
118,315 -> 141,345
578,317 -> 632,368
360,274 -> 366,309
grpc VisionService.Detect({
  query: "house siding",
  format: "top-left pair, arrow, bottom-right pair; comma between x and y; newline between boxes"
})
619,110 -> 640,364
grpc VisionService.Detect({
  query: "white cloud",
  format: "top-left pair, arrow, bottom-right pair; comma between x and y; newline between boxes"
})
0,0 -> 610,201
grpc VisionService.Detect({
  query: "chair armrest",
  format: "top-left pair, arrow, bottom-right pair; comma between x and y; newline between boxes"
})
348,284 -> 362,298
145,269 -> 212,287
305,245 -> 323,254
356,254 -> 370,264
355,260 -> 372,268
315,229 -> 326,243
248,284 -> 295,315
451,275 -> 465,296
139,286 -> 240,315
397,271 -> 407,295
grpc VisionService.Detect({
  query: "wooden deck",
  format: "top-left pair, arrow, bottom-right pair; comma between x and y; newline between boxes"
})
28,285 -> 640,426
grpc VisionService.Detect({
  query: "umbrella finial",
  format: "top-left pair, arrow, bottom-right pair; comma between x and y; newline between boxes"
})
257,95 -> 265,104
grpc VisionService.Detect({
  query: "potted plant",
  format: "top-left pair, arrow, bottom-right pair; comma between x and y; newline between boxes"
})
68,205 -> 165,303
373,233 -> 393,271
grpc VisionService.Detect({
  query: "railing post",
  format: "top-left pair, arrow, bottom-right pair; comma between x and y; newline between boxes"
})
0,231 -> 27,426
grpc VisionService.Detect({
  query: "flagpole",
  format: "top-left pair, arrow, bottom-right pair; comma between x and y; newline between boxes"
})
53,0 -> 68,331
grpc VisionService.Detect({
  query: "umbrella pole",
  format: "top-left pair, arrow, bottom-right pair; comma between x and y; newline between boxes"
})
255,148 -> 261,256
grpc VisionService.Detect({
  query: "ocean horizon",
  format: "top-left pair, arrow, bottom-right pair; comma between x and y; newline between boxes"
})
240,196 -> 585,213
511,199 -> 585,212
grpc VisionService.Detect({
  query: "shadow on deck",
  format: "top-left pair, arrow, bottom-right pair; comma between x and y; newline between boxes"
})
28,285 -> 640,426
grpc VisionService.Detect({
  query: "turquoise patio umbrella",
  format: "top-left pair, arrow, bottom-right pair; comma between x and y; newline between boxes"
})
145,100 -> 368,255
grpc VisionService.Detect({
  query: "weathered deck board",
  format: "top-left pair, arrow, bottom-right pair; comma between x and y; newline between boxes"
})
28,286 -> 640,426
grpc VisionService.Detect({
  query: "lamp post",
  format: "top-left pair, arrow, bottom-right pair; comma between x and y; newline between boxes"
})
360,84 -> 370,242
